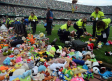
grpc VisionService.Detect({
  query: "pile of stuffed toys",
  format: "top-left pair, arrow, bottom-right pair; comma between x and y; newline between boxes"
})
0,28 -> 112,81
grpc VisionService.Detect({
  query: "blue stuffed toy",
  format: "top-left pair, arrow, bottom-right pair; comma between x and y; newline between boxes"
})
21,70 -> 32,79
3,57 -> 15,65
59,72 -> 67,81
38,65 -> 46,72
83,65 -> 88,70
98,71 -> 112,79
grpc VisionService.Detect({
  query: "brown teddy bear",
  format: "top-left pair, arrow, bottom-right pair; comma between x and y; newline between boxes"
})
10,59 -> 16,66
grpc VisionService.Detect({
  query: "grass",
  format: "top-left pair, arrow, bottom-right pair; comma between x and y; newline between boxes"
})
30,24 -> 112,64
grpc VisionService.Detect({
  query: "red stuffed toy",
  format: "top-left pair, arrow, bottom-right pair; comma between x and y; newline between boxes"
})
88,43 -> 94,50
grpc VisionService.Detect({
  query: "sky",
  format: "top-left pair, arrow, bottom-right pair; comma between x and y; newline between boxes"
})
56,0 -> 112,6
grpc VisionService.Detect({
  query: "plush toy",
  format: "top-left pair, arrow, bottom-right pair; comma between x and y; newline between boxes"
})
48,61 -> 67,71
0,72 -> 7,81
62,68 -> 74,80
105,51 -> 112,56
98,41 -> 103,48
12,69 -> 25,76
62,57 -> 72,68
83,51 -> 95,61
0,65 -> 9,72
10,59 -> 16,66
20,63 -> 29,70
83,71 -> 94,79
38,65 -> 46,72
108,40 -> 112,45
72,67 -> 87,77
14,62 -> 22,69
16,57 -> 22,63
75,51 -> 83,60
85,60 -> 92,69
32,66 -> 38,76
89,38 -> 96,42
61,51 -> 66,57
3,57 -> 15,65
0,44 -> 8,49
87,43 -> 94,51
32,73 -> 45,81
3,50 -> 12,56
21,70 -> 32,79
14,49 -> 20,55
72,59 -> 85,65
98,70 -> 112,79
68,49 -> 75,58
43,76 -> 53,81
71,77 -> 84,81
26,34 -> 36,44
48,58 -> 66,64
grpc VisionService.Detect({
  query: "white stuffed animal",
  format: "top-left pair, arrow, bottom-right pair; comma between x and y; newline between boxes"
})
48,61 -> 67,71
85,60 -> 92,69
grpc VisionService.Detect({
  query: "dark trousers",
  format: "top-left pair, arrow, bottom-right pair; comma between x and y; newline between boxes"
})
74,23 -> 84,38
77,28 -> 84,38
31,22 -> 36,34
97,27 -> 110,43
58,29 -> 70,41
47,22 -> 52,35
92,21 -> 97,37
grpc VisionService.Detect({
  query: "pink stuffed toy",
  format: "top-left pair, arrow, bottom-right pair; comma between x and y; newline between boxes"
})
71,77 -> 84,81
16,57 -> 22,63
61,51 -> 66,57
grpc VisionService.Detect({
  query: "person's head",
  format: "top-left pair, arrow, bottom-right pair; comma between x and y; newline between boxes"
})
67,20 -> 72,26
6,15 -> 9,18
31,12 -> 34,17
97,21 -> 105,30
47,7 -> 50,11
82,17 -> 87,23
21,17 -> 25,22
95,7 -> 101,13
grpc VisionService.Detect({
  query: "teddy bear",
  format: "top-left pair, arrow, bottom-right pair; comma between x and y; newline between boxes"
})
10,59 -> 16,66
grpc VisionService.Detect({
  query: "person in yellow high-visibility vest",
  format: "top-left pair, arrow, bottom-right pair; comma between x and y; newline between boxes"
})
73,17 -> 87,39
58,20 -> 72,42
96,18 -> 111,44
28,12 -> 38,34
90,7 -> 105,38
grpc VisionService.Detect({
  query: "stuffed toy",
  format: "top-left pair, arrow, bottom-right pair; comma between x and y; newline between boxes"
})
0,72 -> 7,81
48,61 -> 67,71
62,57 -> 72,68
20,63 -> 29,70
48,58 -> 66,64
27,52 -> 32,57
61,51 -> 66,57
98,70 -> 112,79
0,65 -> 9,73
27,61 -> 34,69
83,71 -> 94,79
14,62 -> 22,69
26,34 -> 36,44
32,66 -> 38,76
68,49 -> 75,58
20,76 -> 31,81
0,44 -> 8,49
98,41 -> 103,48
108,40 -> 112,45
13,49 -> 20,55
43,76 -> 53,81
105,51 -> 112,56
62,68 -> 74,80
75,51 -> 83,60
32,73 -> 45,81
21,70 -> 32,79
71,77 -> 84,81
2,46 -> 8,52
38,65 -> 46,72
85,60 -> 92,69
105,42 -> 110,45
92,62 -> 106,74
16,57 -> 22,63
73,59 -> 85,65
83,51 -> 95,61
89,38 -> 96,42
87,43 -> 94,51
72,67 -> 87,77
12,69 -> 26,76
3,57 -> 15,65
3,49 -> 12,56
10,59 -> 16,66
